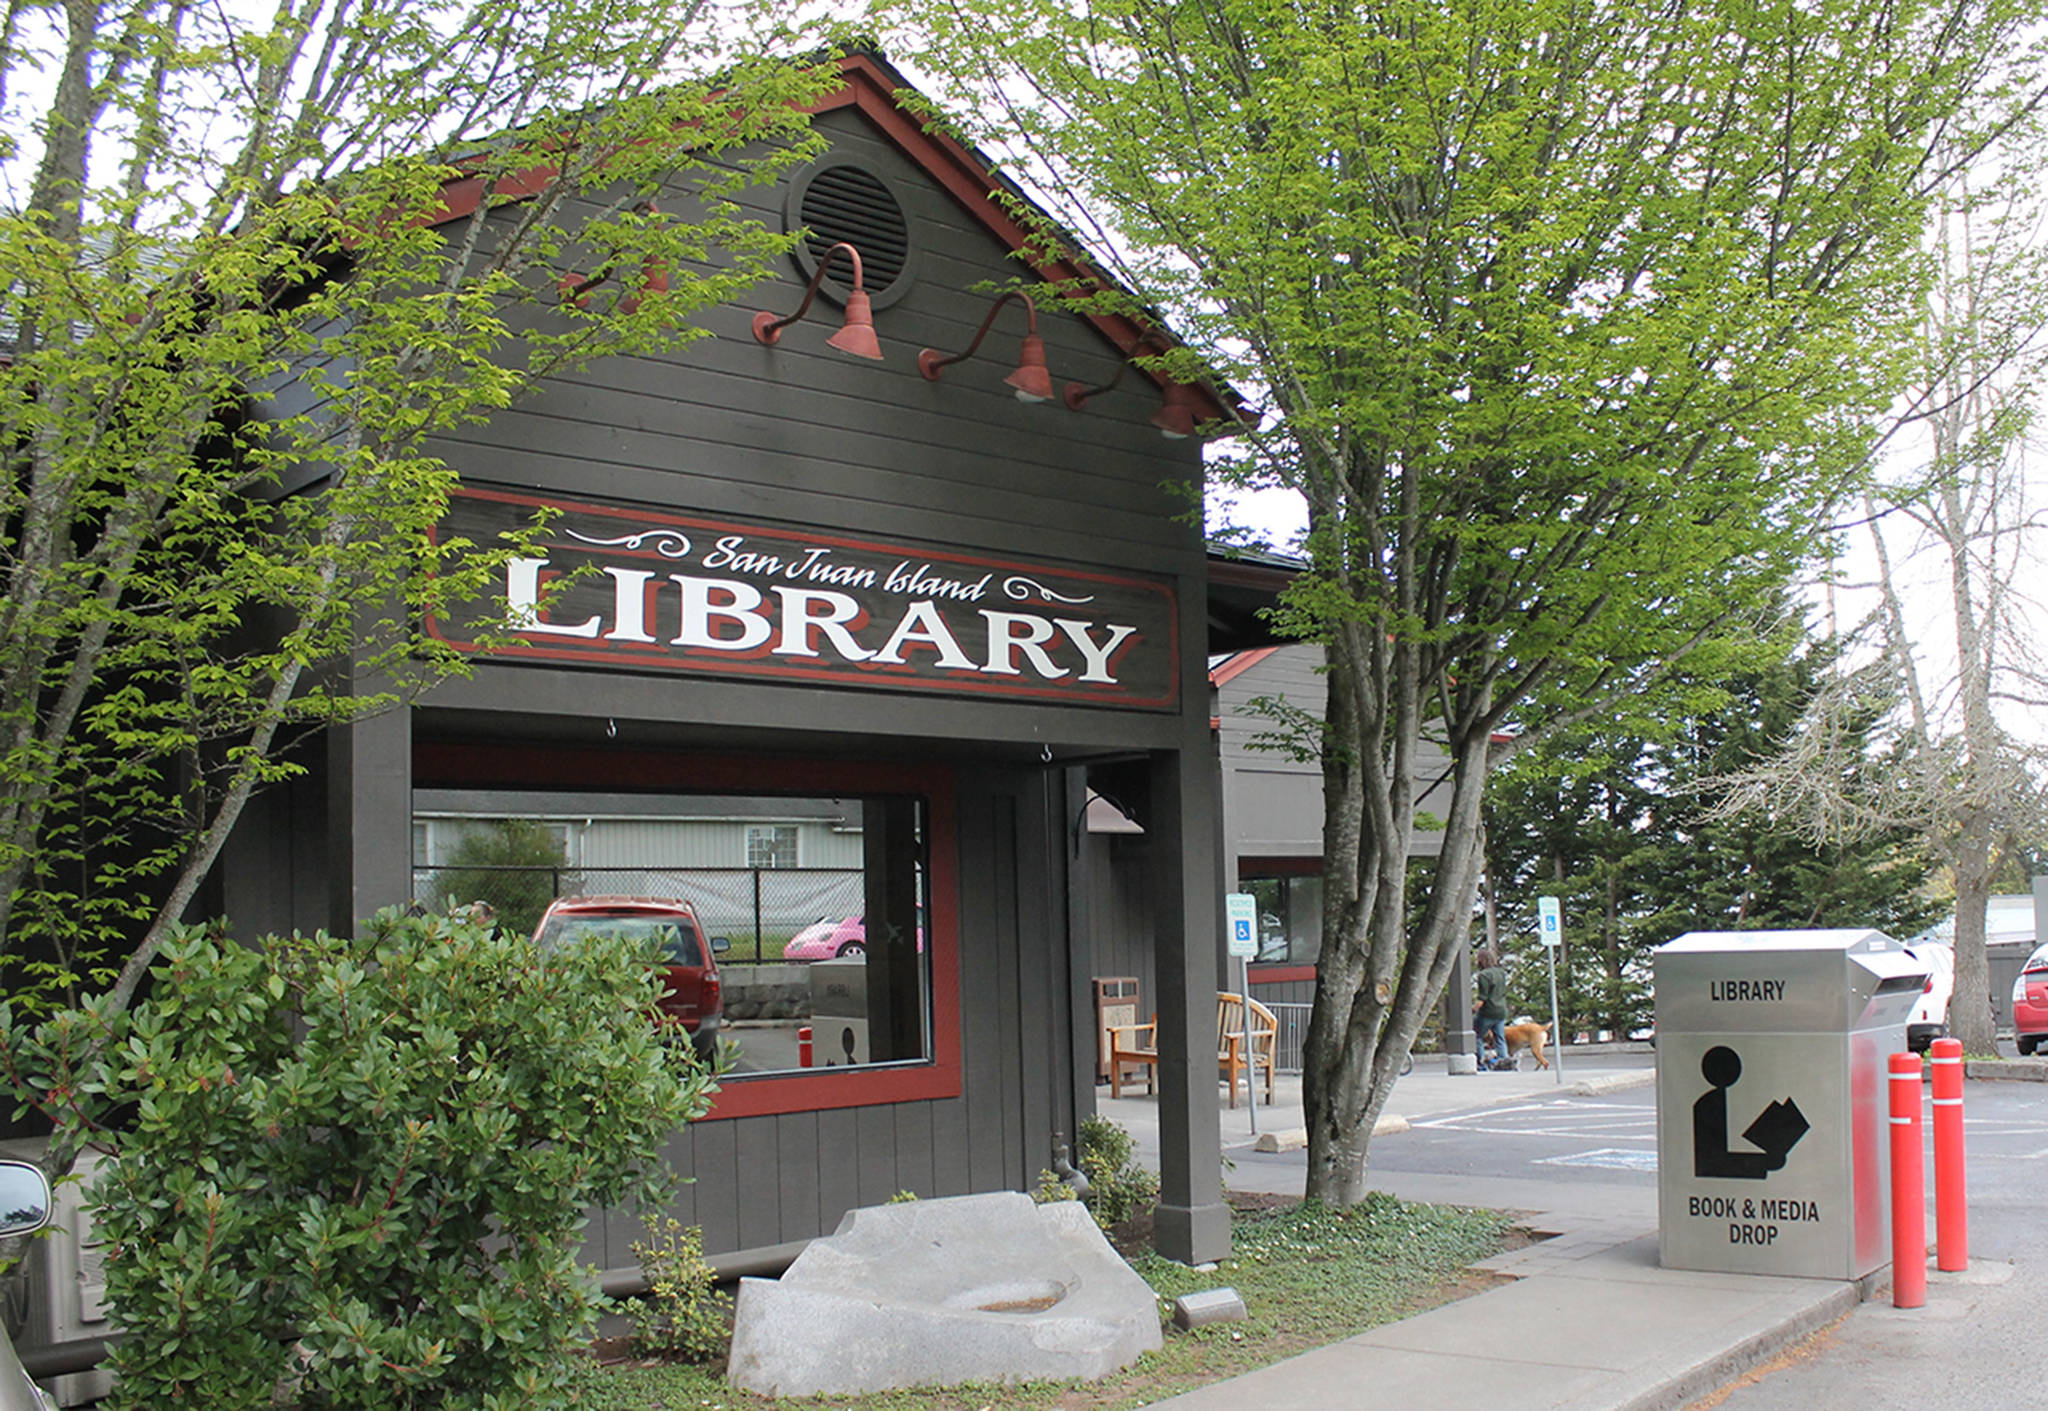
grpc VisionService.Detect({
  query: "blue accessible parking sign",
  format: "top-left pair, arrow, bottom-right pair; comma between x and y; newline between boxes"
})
1225,892 -> 1258,958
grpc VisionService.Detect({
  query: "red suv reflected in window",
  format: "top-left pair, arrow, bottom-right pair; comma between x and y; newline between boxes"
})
534,896 -> 728,1060
2013,943 -> 2048,1057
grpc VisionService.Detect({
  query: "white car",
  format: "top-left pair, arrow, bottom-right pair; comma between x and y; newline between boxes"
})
1902,940 -> 1954,1053
1,1161 -> 56,1411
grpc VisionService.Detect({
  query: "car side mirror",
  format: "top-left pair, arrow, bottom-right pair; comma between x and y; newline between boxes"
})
710,937 -> 731,954
0,1160 -> 52,1239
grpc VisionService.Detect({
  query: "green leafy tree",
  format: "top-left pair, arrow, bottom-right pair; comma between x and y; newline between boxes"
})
1485,624 -> 1943,1039
1,908 -> 710,1409
889,0 -> 2046,1201
431,818 -> 574,937
1708,152 -> 2048,1052
0,0 -> 839,1039
1484,737 -> 1665,1038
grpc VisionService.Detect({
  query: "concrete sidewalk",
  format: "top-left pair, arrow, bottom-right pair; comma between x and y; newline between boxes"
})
1104,1053 -> 1881,1411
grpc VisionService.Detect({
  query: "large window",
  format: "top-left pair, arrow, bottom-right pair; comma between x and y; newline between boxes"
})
1243,871 -> 1323,966
411,747 -> 959,1117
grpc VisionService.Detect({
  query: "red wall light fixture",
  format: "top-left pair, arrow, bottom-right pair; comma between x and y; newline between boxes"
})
1061,349 -> 1145,412
1063,339 -> 1205,440
1150,379 -> 1202,440
557,200 -> 670,315
918,289 -> 1055,403
751,241 -> 884,360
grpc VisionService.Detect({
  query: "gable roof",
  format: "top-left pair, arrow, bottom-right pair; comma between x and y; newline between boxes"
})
429,50 -> 1232,423
817,55 -> 1190,381
1206,545 -> 1302,653
1210,646 -> 1282,688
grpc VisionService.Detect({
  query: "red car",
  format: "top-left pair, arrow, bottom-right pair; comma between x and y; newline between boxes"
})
2013,943 -> 2048,1056
534,896 -> 728,1059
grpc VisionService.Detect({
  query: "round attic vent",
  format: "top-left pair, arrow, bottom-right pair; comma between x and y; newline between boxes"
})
786,161 -> 916,310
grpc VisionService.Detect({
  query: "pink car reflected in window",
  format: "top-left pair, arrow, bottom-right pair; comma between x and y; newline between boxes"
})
782,915 -> 924,961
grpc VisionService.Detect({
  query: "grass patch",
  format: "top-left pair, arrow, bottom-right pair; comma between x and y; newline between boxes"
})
713,930 -> 805,964
566,1191 -> 1514,1409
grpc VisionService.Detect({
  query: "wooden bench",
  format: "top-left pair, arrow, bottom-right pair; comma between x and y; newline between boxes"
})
1105,992 -> 1279,1108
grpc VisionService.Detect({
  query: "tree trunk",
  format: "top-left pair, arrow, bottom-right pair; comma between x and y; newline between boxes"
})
1303,655 -> 1494,1203
1949,819 -> 1999,1054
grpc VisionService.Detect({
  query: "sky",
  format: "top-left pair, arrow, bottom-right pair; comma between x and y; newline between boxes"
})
1208,483 -> 1307,554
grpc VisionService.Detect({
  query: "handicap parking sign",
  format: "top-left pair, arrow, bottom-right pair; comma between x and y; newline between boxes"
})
1225,892 -> 1258,958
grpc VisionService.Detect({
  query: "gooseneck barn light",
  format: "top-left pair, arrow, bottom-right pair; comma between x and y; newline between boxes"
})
1063,338 -> 1203,440
1149,379 -> 1201,440
557,200 -> 669,315
751,241 -> 884,360
917,289 -> 1054,403
1062,350 -> 1143,412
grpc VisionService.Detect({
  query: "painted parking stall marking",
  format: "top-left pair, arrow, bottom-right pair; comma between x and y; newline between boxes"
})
1412,1099 -> 1658,1145
1536,1148 -> 1660,1172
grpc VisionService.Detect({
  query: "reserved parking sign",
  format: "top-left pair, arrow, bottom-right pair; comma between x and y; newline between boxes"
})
1225,892 -> 1258,959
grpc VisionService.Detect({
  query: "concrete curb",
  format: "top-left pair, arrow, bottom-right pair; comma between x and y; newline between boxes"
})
1571,1070 -> 1658,1097
1606,1279 -> 1860,1411
1965,1057 -> 2048,1081
1144,1062 -> 1876,1411
1254,1112 -> 1414,1149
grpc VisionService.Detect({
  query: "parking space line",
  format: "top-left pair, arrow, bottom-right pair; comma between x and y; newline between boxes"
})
1536,1148 -> 1660,1171
1413,1099 -> 1657,1144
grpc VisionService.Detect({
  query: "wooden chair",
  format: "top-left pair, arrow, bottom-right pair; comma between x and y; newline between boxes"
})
1218,991 -> 1279,1107
1104,992 -> 1279,1108
1106,1015 -> 1161,1099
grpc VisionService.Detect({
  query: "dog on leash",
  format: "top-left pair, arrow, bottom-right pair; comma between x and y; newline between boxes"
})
1503,1019 -> 1551,1070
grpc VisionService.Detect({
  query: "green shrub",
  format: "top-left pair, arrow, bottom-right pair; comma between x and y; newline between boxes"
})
1030,1167 -> 1080,1205
626,1216 -> 731,1362
2,908 -> 711,1410
1077,1115 -> 1158,1229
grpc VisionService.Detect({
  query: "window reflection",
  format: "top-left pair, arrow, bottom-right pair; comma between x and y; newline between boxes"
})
1243,873 -> 1322,965
413,788 -> 933,1077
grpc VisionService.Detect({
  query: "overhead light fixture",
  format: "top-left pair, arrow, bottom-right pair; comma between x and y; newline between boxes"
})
557,200 -> 669,315
1065,343 -> 1206,441
1151,380 -> 1202,440
751,241 -> 883,360
918,290 -> 1054,403
1062,347 -> 1144,413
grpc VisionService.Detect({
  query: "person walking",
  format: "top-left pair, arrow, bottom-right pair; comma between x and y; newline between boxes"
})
1473,947 -> 1510,1070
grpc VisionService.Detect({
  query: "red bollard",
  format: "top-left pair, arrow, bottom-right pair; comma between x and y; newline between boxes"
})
1889,1050 -> 1926,1308
798,1025 -> 813,1068
1930,1036 -> 1968,1271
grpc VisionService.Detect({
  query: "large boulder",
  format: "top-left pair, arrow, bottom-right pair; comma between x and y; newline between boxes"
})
726,1191 -> 1162,1396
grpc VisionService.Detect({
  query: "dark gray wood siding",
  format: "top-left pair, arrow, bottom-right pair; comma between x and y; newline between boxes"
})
575,767 -> 1078,1270
217,749 -> 330,940
1084,833 -> 1157,1009
1217,644 -> 1451,869
432,108 -> 1197,579
1217,646 -> 1327,864
251,98 -> 1223,1271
